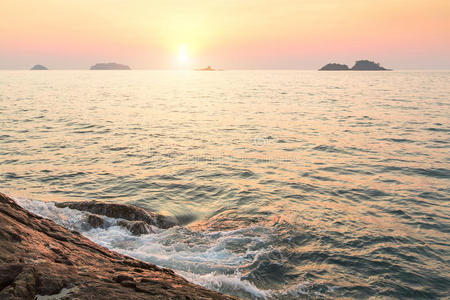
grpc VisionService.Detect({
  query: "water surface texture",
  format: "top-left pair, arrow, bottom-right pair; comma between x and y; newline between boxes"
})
1,70 -> 449,299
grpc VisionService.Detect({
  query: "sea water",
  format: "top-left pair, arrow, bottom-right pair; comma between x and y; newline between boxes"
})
1,70 -> 449,299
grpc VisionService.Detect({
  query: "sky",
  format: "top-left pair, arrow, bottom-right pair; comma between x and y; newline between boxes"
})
1,0 -> 449,69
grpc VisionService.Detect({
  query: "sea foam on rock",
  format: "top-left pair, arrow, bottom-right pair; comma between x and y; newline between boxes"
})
0,192 -> 237,299
10,195 -> 309,299
55,200 -> 178,229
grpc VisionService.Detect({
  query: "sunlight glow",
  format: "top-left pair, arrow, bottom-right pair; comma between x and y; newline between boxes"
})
178,44 -> 189,64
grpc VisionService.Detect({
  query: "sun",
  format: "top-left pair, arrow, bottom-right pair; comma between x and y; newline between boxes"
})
178,44 -> 189,64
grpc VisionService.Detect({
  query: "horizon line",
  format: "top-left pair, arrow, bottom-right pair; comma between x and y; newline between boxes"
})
1,68 -> 450,71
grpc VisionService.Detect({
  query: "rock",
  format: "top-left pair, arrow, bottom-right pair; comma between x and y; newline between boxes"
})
87,213 -> 106,228
117,220 -> 154,236
90,63 -> 131,70
55,200 -> 177,229
30,64 -> 48,70
319,63 -> 349,71
114,274 -> 134,283
84,212 -> 154,235
351,60 -> 390,70
0,264 -> 23,291
0,192 -> 237,300
120,280 -> 137,288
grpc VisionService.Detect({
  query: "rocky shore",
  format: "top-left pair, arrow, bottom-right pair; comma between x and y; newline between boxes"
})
0,192 -> 237,300
55,200 -> 178,235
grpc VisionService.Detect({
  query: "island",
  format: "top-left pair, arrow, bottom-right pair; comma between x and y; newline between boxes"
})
0,192 -> 236,299
319,60 -> 391,71
195,66 -> 216,71
351,60 -> 390,70
319,63 -> 349,71
30,64 -> 48,70
90,62 -> 131,70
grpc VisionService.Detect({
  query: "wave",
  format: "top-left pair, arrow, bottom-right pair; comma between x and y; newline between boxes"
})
14,197 -> 315,299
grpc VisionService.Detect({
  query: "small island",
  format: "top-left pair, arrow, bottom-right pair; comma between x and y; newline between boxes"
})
351,60 -> 389,70
90,62 -> 131,70
195,66 -> 216,71
30,64 -> 48,70
319,63 -> 349,71
319,60 -> 391,71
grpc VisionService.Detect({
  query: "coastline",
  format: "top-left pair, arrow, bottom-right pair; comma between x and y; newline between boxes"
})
0,192 -> 238,300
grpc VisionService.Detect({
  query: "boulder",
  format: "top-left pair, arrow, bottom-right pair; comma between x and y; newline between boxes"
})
117,220 -> 155,236
87,213 -> 106,228
55,200 -> 177,229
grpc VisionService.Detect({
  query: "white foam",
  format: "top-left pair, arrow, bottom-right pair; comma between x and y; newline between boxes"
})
15,197 -> 87,230
15,197 -> 313,299
178,271 -> 269,299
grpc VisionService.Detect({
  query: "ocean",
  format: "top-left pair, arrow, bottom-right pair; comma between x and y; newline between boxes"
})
1,70 -> 449,299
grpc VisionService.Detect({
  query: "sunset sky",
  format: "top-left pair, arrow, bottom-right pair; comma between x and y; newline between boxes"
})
1,0 -> 449,69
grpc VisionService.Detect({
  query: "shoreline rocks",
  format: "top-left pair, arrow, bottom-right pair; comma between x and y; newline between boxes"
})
83,212 -> 155,235
0,192 -> 237,300
55,200 -> 178,229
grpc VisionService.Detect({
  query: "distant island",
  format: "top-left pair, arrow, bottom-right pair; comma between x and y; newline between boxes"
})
195,66 -> 218,71
319,60 -> 391,71
351,60 -> 390,70
30,64 -> 48,70
90,62 -> 131,70
319,63 -> 349,71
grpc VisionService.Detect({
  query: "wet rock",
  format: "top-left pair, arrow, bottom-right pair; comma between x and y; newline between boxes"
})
117,220 -> 154,236
0,192 -> 237,300
87,213 -> 106,228
55,200 -> 177,229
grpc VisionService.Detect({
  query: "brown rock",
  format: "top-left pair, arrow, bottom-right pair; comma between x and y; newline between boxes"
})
114,274 -> 134,283
55,200 -> 177,229
0,264 -> 23,291
120,280 -> 137,288
87,213 -> 106,228
0,192 -> 238,300
117,220 -> 154,235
